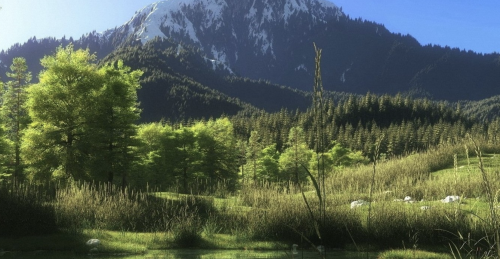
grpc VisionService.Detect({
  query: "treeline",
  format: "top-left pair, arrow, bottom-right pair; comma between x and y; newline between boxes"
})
231,93 -> 500,158
1,45 -> 500,194
130,119 -> 367,192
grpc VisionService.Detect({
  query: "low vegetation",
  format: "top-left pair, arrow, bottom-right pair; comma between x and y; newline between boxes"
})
1,140 -> 500,258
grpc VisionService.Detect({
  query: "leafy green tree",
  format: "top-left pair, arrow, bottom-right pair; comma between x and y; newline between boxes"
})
192,118 -> 239,192
22,45 -> 142,183
131,123 -> 177,189
279,126 -> 313,184
173,127 -> 200,193
23,46 -> 100,181
256,144 -> 280,182
1,57 -> 31,185
87,60 -> 142,185
326,141 -> 368,170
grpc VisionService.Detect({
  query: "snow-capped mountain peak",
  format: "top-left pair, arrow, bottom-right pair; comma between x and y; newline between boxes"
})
117,0 -> 343,47
104,0 -> 344,77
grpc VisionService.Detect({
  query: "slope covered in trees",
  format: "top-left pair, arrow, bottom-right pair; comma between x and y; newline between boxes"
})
0,44 -> 500,194
100,38 -> 315,121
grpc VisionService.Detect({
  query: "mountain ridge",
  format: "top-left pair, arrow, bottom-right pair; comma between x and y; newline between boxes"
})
1,0 -> 499,121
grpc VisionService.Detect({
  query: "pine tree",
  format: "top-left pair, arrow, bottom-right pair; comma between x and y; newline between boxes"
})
1,57 -> 31,185
246,130 -> 262,183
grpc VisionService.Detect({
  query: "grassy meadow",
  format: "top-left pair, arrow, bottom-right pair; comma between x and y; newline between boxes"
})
1,138 -> 500,258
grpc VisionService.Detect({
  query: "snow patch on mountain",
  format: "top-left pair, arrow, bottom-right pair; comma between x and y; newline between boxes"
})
340,62 -> 353,83
176,44 -> 183,56
295,64 -> 308,72
248,28 -> 275,58
284,0 -> 308,21
246,0 -> 258,20
204,56 -> 234,74
284,0 -> 342,23
211,45 -> 228,63
126,1 -> 201,45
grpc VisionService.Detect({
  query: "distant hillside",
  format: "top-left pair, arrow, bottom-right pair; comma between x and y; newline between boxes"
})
459,95 -> 500,123
100,38 -> 315,122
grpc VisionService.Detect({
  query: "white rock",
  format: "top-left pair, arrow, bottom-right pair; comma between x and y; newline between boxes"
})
420,206 -> 431,210
404,196 -> 413,201
350,200 -> 369,209
441,196 -> 460,203
86,239 -> 101,247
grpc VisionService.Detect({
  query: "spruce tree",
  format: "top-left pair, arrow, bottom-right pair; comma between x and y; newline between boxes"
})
1,57 -> 31,185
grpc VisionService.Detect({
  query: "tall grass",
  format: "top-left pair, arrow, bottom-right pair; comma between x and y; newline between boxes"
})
1,138 -> 499,253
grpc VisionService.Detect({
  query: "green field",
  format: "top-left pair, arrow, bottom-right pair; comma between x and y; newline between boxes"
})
2,141 -> 500,259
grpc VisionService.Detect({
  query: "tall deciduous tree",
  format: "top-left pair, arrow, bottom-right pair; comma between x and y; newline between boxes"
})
23,46 -> 100,181
256,144 -> 280,182
22,45 -> 142,183
173,127 -> 199,193
88,60 -> 142,186
279,126 -> 313,184
1,57 -> 31,185
193,118 -> 239,192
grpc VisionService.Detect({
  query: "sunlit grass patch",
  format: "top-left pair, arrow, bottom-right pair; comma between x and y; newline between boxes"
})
378,249 -> 452,259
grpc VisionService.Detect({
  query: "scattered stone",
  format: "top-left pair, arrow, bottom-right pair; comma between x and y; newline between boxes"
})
86,239 -> 101,247
350,200 -> 369,209
86,239 -> 101,253
441,196 -> 460,203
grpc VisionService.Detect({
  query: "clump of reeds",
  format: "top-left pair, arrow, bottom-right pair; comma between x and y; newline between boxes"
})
54,182 -> 215,234
170,206 -> 203,247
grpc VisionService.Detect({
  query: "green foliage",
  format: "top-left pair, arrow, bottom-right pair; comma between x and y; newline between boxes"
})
132,118 -> 240,192
256,144 -> 281,182
0,57 -> 31,184
87,60 -> 142,184
22,44 -> 142,183
231,92 -> 490,159
279,126 -> 313,183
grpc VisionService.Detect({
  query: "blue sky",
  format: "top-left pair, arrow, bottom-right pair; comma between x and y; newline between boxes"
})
0,0 -> 499,54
